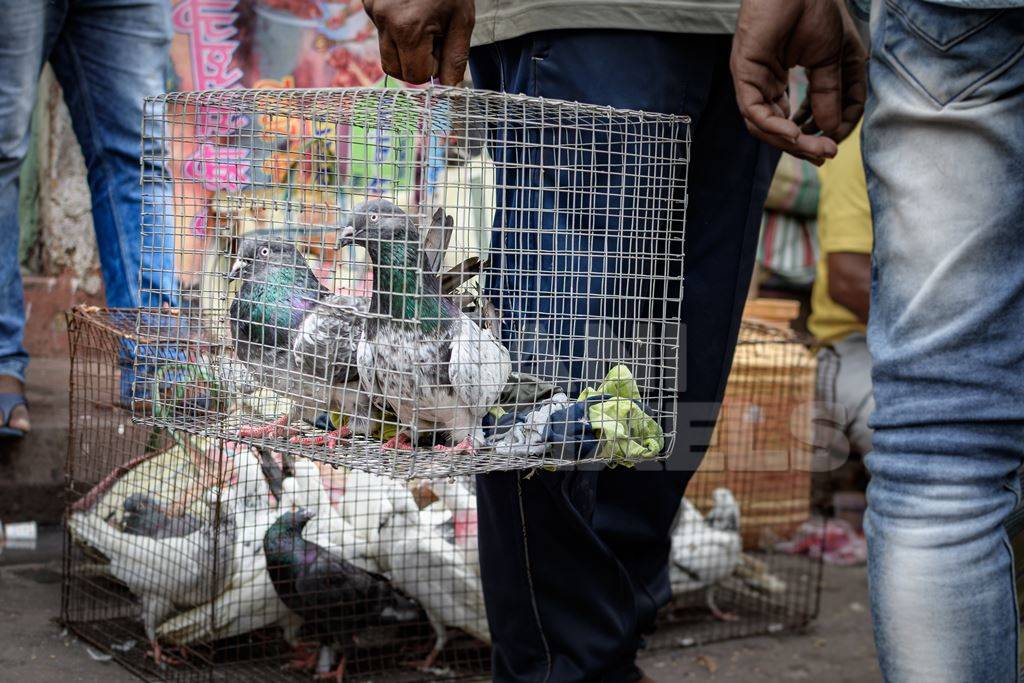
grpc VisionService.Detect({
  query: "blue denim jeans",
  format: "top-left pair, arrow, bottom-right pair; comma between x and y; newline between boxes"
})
863,1 -> 1024,680
471,31 -> 777,682
0,0 -> 178,383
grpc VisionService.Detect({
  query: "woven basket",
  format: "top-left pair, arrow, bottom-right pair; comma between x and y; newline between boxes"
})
688,322 -> 817,549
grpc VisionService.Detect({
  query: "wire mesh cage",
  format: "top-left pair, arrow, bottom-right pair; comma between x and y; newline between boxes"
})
135,86 -> 689,479
651,321 -> 825,646
65,308 -> 492,681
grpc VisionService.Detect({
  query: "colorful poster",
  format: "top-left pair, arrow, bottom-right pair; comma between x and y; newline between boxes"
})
156,1 -> 489,312
165,0 -> 391,301
169,0 -> 386,91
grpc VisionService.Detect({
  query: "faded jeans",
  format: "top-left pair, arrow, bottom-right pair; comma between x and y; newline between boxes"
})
0,0 -> 178,384
863,1 -> 1024,680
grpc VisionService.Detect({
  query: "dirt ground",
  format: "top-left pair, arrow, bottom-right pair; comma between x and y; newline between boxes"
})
637,565 -> 880,681
0,525 -> 880,683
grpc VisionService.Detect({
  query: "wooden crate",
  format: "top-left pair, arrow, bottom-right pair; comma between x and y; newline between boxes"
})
689,322 -> 816,549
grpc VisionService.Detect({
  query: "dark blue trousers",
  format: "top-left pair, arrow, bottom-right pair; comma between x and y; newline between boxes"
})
471,31 -> 778,683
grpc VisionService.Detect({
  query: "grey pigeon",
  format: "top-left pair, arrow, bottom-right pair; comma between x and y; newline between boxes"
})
228,237 -> 372,446
340,199 -> 512,453
122,493 -> 202,539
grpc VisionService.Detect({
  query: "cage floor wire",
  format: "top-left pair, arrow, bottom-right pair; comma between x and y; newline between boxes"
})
135,85 -> 690,479
111,306 -> 666,479
66,308 -> 496,682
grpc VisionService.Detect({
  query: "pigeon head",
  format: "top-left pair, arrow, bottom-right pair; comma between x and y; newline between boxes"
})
711,488 -> 737,508
339,199 -> 420,265
228,238 -> 308,283
277,508 -> 316,531
123,493 -> 156,514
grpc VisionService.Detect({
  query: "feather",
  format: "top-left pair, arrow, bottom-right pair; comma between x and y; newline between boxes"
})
343,200 -> 512,451
278,460 -> 380,573
377,490 -> 490,668
157,448 -> 298,646
69,489 -> 234,662
229,238 -> 369,438
263,510 -> 420,675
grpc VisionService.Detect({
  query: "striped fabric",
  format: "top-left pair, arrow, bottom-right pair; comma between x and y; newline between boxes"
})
757,210 -> 819,287
755,68 -> 821,288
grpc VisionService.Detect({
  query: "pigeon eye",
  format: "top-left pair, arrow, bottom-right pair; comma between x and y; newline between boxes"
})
368,212 -> 379,222
259,246 -> 270,257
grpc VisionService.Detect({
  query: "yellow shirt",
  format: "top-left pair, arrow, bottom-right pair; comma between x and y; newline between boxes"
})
808,123 -> 873,343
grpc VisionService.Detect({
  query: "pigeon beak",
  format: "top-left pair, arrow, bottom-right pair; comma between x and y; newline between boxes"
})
227,258 -> 245,281
338,224 -> 356,248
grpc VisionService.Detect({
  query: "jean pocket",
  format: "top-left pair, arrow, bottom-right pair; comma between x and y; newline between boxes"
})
881,0 -> 1024,106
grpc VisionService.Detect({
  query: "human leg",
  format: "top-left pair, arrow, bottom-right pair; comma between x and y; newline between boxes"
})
471,30 -> 777,681
48,0 -> 177,310
833,332 -> 874,457
591,36 -> 779,641
863,2 -> 1024,680
0,0 -> 67,433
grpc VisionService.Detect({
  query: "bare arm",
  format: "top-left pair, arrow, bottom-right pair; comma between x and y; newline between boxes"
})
827,251 -> 871,323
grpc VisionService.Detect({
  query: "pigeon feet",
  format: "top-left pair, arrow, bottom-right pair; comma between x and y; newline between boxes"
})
238,415 -> 295,439
283,641 -> 319,671
432,436 -> 477,456
711,608 -> 741,622
383,433 -> 414,451
707,589 -> 741,622
289,426 -> 352,449
403,647 -> 441,671
314,655 -> 346,681
147,640 -> 185,667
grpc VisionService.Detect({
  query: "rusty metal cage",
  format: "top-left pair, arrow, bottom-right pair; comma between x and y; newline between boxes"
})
651,321 -> 826,646
64,307 -> 491,681
134,86 -> 689,479
64,310 -> 825,682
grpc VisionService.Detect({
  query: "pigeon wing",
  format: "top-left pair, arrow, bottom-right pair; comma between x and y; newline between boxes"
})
420,207 -> 454,275
448,316 -> 512,418
291,294 -> 367,385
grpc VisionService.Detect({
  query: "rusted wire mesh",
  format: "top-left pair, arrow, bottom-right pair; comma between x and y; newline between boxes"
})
650,321 -> 826,647
63,307 -> 491,682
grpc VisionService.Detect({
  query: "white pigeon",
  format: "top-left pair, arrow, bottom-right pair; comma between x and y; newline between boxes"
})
705,487 -> 741,533
376,487 -> 490,670
157,448 -> 301,647
68,488 -> 234,665
426,477 -> 480,573
669,494 -> 743,621
333,467 -> 405,552
277,458 -> 380,573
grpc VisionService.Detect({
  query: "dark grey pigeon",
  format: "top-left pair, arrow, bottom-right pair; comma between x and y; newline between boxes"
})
228,237 -> 372,446
122,493 -> 203,539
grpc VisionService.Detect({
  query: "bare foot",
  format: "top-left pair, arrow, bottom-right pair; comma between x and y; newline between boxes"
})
0,375 -> 29,434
